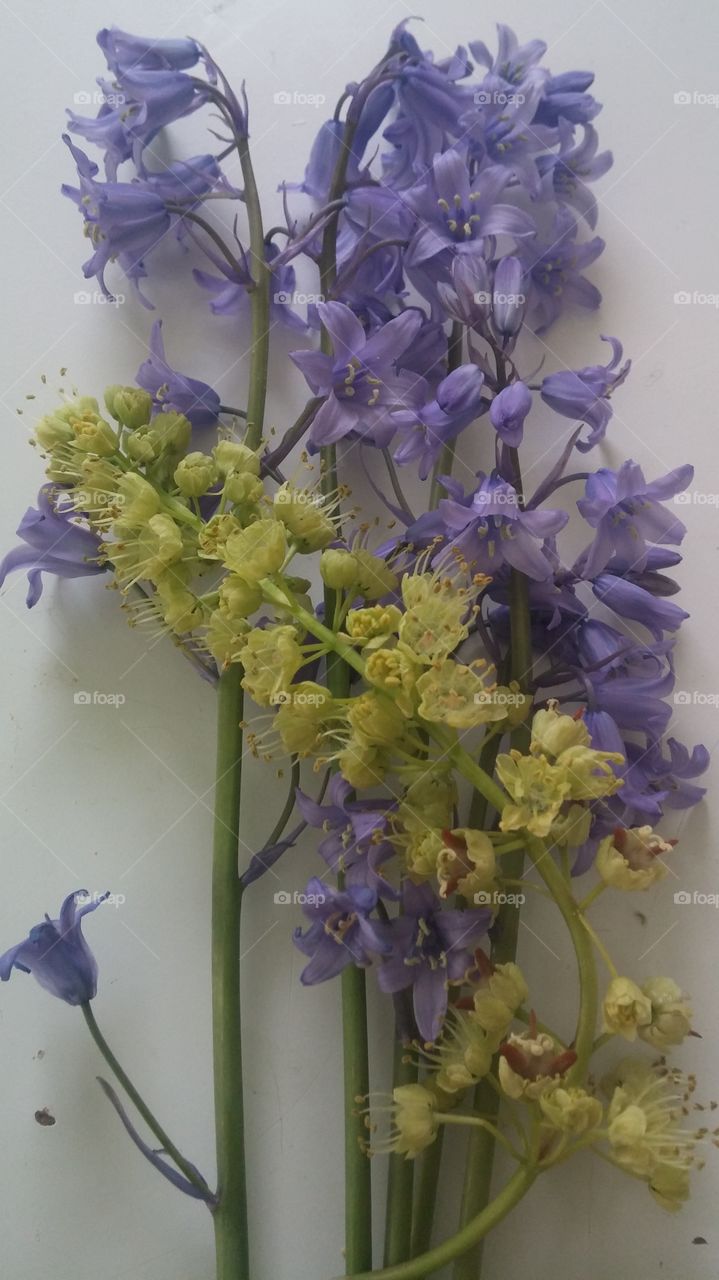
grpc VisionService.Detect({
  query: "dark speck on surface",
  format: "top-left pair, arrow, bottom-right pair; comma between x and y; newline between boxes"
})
34,1107 -> 55,1127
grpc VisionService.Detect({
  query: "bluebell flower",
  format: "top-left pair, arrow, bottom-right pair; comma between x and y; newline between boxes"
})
136,321 -> 221,430
392,364 -> 485,478
377,881 -> 491,1043
0,486 -> 105,608
194,241 -> 306,332
533,71 -> 601,126
540,335 -> 630,451
576,460 -> 693,577
464,71 -> 555,196
591,572 -> 689,638
469,24 -> 547,86
62,136 -> 172,304
0,890 -> 107,1005
295,775 -> 397,897
291,302 -> 425,447
294,879 -> 390,984
537,120 -> 612,230
489,381 -> 532,446
491,255 -> 526,339
404,148 -> 535,269
97,27 -> 203,73
439,472 -> 568,580
520,207 -> 605,332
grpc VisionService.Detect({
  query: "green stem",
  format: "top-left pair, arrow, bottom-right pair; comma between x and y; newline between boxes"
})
409,1128 -> 445,1260
342,1163 -> 538,1280
341,963 -> 373,1272
80,1003 -> 212,1200
383,1023 -> 417,1266
211,664 -> 250,1279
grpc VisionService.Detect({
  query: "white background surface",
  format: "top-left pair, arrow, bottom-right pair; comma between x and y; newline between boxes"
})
0,1 -> 718,1277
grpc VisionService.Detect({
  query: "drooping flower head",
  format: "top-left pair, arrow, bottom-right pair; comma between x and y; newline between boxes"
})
0,890 -> 107,1005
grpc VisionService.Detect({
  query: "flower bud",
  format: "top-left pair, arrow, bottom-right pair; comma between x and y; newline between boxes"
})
239,625 -> 303,706
214,440 -> 261,477
70,408 -> 117,456
174,451 -> 218,498
272,484 -> 336,552
104,385 -> 153,430
115,473 -> 161,529
338,740 -> 385,789
223,471 -> 264,506
602,977 -> 653,1040
152,410 -> 192,454
347,691 -> 406,749
540,1085 -> 603,1135
274,682 -> 333,756
387,1084 -> 439,1158
320,548 -> 359,590
638,978 -> 693,1048
223,519 -> 287,583
219,574 -> 263,621
353,549 -> 399,601
198,513 -> 242,561
125,428 -> 160,464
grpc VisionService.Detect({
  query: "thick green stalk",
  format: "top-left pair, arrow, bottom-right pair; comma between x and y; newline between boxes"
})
383,1027 -> 418,1266
81,1003 -> 212,1200
211,664 -> 250,1279
409,1128 -> 445,1259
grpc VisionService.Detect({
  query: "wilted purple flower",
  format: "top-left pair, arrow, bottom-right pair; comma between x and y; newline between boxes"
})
377,881 -> 491,1043
0,486 -> 105,608
540,335 -> 630,451
295,775 -> 396,897
404,148 -> 534,269
392,364 -> 485,478
521,207 -> 605,332
136,321 -> 221,429
533,70 -> 601,126
98,1078 -> 216,1204
439,473 -> 568,580
0,890 -> 107,1005
489,381 -> 532,447
538,120 -> 612,230
291,302 -> 425,447
576,460 -> 693,577
294,878 -> 390,984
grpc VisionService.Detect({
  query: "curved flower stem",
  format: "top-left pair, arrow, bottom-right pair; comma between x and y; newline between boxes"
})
211,663 -> 250,1278
80,1003 -> 213,1200
339,1162 -> 538,1280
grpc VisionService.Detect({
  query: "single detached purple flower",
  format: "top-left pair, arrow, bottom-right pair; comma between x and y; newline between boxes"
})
0,890 -> 107,1005
0,486 -> 105,608
291,302 -> 425,448
392,364 -> 485,478
136,321 -> 221,430
294,878 -> 390,984
540,335 -> 630,451
439,473 -> 568,580
576,460 -> 693,578
378,881 -> 491,1043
